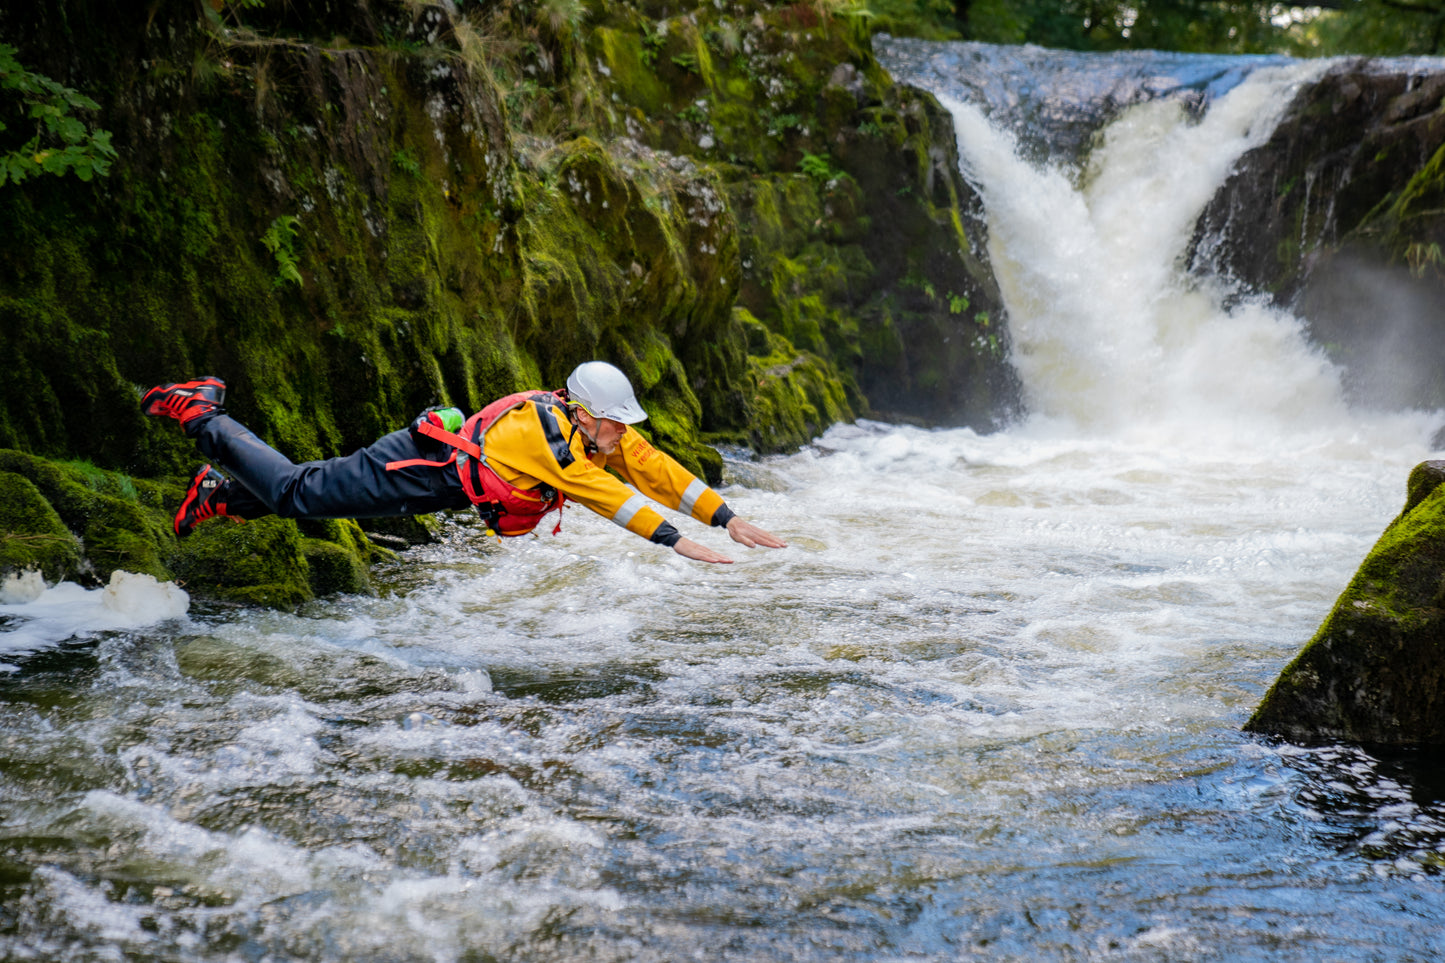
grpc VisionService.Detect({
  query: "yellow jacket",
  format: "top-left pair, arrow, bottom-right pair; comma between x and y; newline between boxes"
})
481,400 -> 732,545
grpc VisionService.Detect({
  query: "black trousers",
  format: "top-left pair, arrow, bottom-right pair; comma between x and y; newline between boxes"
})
192,414 -> 472,520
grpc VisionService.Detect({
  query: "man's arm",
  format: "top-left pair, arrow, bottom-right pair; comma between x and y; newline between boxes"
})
607,429 -> 788,559
488,407 -> 785,562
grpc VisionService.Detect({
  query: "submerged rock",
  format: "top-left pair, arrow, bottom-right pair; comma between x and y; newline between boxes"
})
1246,461 -> 1445,746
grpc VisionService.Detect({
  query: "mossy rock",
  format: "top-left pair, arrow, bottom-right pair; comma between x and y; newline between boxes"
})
166,516 -> 313,609
296,516 -> 391,564
730,307 -> 852,452
76,493 -> 174,583
0,448 -> 410,610
0,471 -> 84,583
301,538 -> 372,598
296,517 -> 389,596
357,513 -> 442,546
0,449 -> 174,584
1246,461 -> 1445,746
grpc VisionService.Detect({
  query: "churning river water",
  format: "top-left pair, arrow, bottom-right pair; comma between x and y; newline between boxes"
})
5,42 -> 1445,963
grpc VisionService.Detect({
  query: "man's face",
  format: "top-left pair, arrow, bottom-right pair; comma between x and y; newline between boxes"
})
594,417 -> 628,454
579,410 -> 628,454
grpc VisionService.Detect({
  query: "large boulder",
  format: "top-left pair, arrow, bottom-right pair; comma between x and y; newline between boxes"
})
1246,461 -> 1445,745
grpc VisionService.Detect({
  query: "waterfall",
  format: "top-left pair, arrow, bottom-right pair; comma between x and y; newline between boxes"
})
878,41 -> 1366,443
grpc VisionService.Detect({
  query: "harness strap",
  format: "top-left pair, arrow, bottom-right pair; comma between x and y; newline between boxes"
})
384,454 -> 457,471
414,419 -> 481,459
386,397 -> 568,538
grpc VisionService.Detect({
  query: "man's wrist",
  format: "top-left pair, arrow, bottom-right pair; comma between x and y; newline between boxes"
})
711,504 -> 737,528
649,521 -> 682,547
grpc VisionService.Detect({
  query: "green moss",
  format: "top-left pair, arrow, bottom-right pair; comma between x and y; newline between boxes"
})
297,517 -> 391,596
0,471 -> 84,582
1355,139 -> 1445,266
593,26 -> 669,117
0,446 -> 391,608
301,538 -> 372,597
729,307 -> 851,452
357,513 -> 442,546
168,517 -> 312,609
1385,139 -> 1445,226
78,494 -> 173,582
0,449 -> 174,583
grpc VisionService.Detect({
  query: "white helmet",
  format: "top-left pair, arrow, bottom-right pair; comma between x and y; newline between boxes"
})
566,361 -> 648,424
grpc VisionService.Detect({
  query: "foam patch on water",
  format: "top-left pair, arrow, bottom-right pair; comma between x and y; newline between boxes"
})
24,785 -> 624,961
0,571 -> 189,670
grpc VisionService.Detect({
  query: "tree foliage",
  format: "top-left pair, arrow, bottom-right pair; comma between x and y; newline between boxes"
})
874,0 -> 1445,56
0,44 -> 117,186
1308,0 -> 1445,55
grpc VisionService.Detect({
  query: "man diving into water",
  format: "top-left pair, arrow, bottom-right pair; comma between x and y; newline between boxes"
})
140,361 -> 786,564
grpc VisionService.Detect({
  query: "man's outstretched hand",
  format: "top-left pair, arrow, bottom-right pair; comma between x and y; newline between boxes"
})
672,519 -> 787,564
673,537 -> 733,564
725,516 -> 788,549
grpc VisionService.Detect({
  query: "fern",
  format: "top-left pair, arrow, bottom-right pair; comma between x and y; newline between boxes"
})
261,215 -> 304,288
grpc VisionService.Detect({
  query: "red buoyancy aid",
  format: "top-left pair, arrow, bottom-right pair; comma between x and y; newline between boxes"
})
412,391 -> 571,537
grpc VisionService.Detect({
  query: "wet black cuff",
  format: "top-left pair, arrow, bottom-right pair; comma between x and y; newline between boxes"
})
710,504 -> 737,528
650,522 -> 682,547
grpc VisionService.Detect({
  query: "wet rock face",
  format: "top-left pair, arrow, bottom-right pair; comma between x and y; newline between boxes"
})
1190,61 -> 1445,412
0,0 -> 1020,604
1,1 -> 1017,472
1246,461 -> 1445,747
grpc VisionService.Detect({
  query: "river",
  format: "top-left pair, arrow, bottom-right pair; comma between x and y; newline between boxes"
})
3,41 -> 1445,963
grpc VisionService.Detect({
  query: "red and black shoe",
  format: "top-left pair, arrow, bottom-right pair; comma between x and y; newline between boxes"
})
140,377 -> 226,434
174,465 -> 238,536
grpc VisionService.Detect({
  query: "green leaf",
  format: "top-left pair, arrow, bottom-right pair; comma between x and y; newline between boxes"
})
56,116 -> 88,144
62,90 -> 100,112
2,156 -> 29,184
90,129 -> 116,158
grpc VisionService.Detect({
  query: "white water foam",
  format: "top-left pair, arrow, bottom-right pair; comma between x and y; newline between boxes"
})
0,570 -> 190,670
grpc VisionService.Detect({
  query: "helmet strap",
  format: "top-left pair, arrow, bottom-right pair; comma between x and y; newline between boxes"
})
567,407 -> 600,454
